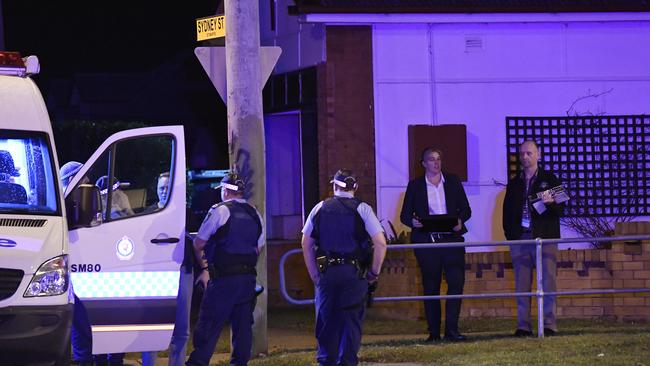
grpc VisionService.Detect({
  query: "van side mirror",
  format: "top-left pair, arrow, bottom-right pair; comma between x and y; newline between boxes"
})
66,184 -> 102,229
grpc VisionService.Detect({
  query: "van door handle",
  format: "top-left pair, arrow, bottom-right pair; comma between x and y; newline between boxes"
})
150,237 -> 180,244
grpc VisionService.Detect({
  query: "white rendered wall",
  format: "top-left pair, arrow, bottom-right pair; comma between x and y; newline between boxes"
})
373,21 -> 650,249
259,0 -> 325,73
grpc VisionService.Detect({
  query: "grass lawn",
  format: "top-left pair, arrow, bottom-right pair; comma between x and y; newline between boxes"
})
127,306 -> 650,365
226,307 -> 650,366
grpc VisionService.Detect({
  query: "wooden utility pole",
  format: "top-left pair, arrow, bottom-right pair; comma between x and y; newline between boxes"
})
224,0 -> 267,356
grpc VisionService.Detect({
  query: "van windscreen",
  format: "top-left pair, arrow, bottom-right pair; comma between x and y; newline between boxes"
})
0,130 -> 60,215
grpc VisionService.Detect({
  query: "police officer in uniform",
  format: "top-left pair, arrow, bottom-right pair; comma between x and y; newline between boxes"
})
301,169 -> 387,366
186,172 -> 264,366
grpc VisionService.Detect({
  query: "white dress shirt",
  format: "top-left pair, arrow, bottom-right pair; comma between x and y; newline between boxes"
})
426,173 -> 447,215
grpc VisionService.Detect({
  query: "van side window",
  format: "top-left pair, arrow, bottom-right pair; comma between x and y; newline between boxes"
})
113,135 -> 174,216
73,135 -> 174,221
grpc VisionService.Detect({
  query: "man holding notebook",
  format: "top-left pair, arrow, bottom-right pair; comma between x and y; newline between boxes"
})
400,147 -> 472,343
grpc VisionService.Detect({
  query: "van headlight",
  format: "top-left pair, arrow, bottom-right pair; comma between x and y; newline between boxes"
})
24,255 -> 69,297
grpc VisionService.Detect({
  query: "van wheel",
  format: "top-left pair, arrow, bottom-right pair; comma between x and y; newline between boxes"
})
54,338 -> 71,366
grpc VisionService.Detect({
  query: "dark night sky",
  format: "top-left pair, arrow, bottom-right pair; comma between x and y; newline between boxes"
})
2,1 -> 230,170
3,1 -> 220,75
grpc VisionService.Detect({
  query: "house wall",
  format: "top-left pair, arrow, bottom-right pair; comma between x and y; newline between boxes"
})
262,14 -> 650,323
372,21 -> 650,245
260,0 -> 326,73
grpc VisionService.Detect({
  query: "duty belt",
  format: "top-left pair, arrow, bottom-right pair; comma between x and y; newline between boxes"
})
327,257 -> 358,267
429,232 -> 457,242
207,263 -> 257,280
316,254 -> 365,278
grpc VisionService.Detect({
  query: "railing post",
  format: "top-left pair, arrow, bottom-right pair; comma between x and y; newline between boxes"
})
536,237 -> 544,338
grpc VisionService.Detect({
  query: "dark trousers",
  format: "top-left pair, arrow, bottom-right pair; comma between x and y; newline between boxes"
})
186,274 -> 256,366
414,236 -> 465,336
72,294 -> 128,366
72,295 -> 93,363
315,264 -> 367,366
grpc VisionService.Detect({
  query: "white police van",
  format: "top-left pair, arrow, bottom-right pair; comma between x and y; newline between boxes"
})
0,52 -> 186,363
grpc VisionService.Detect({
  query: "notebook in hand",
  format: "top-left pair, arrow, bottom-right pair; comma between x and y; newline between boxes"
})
419,214 -> 458,233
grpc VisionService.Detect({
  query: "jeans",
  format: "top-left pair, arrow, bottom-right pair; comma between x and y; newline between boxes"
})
510,233 -> 558,332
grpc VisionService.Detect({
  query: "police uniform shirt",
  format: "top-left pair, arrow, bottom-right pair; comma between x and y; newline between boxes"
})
197,198 -> 265,250
302,191 -> 384,239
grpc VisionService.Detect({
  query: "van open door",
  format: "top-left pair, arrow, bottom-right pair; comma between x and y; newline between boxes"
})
64,126 -> 186,354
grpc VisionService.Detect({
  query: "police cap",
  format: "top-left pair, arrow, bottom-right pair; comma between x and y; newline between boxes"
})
220,172 -> 246,192
330,169 -> 358,190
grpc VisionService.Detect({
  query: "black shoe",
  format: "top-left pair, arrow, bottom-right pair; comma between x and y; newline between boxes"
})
514,329 -> 533,337
424,333 -> 441,343
544,328 -> 557,336
444,330 -> 467,342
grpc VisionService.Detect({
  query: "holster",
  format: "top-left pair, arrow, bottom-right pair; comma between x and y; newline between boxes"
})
316,256 -> 328,273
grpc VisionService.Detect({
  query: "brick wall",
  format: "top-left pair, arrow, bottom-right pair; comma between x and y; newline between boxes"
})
269,222 -> 650,322
267,240 -> 313,307
316,26 -> 376,207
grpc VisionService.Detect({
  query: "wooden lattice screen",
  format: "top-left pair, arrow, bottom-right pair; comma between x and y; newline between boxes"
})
506,116 -> 650,217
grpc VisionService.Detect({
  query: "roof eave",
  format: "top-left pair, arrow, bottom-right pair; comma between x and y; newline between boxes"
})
290,4 -> 650,15
295,11 -> 650,25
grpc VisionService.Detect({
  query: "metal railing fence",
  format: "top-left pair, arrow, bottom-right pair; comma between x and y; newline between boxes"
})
278,234 -> 650,338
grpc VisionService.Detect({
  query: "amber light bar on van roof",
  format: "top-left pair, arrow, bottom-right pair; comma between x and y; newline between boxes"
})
0,51 -> 39,77
0,52 -> 25,68
0,51 -> 26,77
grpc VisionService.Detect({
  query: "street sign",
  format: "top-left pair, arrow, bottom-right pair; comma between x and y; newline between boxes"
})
194,46 -> 282,104
196,15 -> 225,41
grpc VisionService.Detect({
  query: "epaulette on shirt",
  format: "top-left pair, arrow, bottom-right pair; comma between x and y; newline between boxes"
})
202,202 -> 228,225
210,201 -> 234,211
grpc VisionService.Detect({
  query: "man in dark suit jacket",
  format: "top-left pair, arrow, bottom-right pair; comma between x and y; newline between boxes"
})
400,147 -> 471,342
503,140 -> 563,337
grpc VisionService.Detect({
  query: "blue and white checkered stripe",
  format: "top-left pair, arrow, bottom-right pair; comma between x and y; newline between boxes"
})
71,271 -> 180,299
